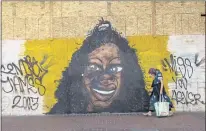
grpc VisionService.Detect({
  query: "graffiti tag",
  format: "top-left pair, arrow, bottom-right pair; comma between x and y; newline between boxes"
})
162,54 -> 205,106
1,55 -> 48,110
171,90 -> 205,105
12,95 -> 39,110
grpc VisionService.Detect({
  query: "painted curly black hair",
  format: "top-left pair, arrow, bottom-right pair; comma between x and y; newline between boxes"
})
48,19 -> 149,114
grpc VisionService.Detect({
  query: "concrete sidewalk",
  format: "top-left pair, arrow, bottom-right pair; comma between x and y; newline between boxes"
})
2,112 -> 205,131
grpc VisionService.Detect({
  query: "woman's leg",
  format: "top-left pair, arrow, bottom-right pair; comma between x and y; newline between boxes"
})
162,93 -> 174,116
143,92 -> 158,116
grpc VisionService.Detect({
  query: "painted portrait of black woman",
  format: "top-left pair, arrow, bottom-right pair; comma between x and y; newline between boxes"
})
48,19 -> 150,114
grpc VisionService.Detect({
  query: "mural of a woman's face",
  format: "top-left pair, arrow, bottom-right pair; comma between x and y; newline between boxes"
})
48,20 -> 150,114
83,43 -> 123,110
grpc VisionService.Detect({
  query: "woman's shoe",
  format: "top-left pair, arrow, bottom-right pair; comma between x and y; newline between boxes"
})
169,111 -> 174,116
143,112 -> 152,116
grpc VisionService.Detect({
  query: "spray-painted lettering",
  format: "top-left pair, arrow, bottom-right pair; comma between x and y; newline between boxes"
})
162,54 -> 205,106
1,55 -> 48,110
12,95 -> 39,110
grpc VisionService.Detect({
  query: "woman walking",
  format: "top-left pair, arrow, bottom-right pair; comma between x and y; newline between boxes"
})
143,68 -> 174,116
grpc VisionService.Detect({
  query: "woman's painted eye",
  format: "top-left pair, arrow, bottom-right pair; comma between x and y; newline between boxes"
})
88,64 -> 100,71
110,66 -> 123,73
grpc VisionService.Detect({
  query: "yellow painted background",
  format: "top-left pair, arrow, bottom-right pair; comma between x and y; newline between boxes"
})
24,36 -> 175,113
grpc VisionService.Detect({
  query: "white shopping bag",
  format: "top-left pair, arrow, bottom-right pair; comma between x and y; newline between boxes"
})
154,95 -> 169,117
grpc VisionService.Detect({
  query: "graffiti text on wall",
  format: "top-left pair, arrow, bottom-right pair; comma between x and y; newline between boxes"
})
1,55 -> 48,110
162,54 -> 205,106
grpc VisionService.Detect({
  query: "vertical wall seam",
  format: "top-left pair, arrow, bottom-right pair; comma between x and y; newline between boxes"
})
152,0 -> 156,36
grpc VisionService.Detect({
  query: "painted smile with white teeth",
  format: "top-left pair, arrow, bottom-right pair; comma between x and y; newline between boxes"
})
92,88 -> 115,95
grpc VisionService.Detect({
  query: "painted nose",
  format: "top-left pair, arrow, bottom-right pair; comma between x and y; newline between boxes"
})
99,74 -> 112,85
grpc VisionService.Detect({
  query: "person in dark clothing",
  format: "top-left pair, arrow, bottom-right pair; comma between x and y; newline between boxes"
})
143,68 -> 174,116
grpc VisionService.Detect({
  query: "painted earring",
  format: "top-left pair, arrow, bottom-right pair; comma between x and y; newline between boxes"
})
81,74 -> 84,76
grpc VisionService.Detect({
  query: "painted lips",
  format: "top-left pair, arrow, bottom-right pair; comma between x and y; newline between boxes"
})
90,84 -> 117,101
92,88 -> 115,95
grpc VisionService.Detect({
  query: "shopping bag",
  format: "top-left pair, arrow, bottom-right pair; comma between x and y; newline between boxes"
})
154,95 -> 169,117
